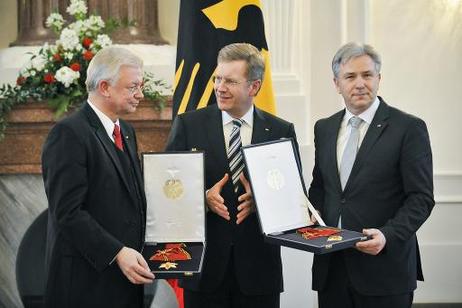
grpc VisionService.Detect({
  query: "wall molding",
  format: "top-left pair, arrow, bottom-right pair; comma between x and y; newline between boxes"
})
434,172 -> 462,204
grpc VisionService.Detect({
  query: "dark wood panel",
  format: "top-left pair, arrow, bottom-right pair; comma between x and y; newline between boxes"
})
0,100 -> 172,174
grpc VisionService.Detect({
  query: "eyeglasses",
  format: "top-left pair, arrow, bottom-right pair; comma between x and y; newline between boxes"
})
126,84 -> 145,95
212,76 -> 254,87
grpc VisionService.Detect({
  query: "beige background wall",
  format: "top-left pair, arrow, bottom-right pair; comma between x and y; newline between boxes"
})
0,0 -> 17,49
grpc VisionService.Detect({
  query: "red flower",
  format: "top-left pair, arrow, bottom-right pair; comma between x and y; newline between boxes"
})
83,50 -> 94,61
70,63 -> 81,72
52,53 -> 62,62
16,76 -> 26,86
82,37 -> 93,49
43,73 -> 55,84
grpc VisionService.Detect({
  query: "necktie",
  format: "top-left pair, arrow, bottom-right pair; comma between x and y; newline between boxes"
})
113,123 -> 124,151
228,119 -> 244,193
339,116 -> 362,190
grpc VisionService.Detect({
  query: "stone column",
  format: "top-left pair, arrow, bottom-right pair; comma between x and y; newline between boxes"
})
10,0 -> 57,46
91,0 -> 167,44
11,0 -> 167,46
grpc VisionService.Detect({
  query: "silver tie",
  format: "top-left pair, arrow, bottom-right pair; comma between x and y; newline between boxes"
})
339,116 -> 363,190
228,119 -> 244,193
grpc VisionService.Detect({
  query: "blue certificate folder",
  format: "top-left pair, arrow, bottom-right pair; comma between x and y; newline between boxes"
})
242,139 -> 368,254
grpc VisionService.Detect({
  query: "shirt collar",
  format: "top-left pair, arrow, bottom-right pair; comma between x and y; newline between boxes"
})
222,105 -> 254,127
87,99 -> 120,138
343,96 -> 380,125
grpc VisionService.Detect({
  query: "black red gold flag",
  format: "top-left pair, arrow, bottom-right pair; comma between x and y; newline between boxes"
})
173,0 -> 276,117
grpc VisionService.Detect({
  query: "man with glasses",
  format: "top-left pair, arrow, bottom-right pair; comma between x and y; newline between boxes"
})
42,47 -> 154,308
166,43 -> 298,308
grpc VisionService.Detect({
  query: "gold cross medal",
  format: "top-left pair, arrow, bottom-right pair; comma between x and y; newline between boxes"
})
163,168 -> 184,200
159,262 -> 178,270
327,235 -> 343,241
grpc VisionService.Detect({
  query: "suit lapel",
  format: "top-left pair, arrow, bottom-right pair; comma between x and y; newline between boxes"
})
326,111 -> 345,193
120,121 -> 145,201
251,107 -> 274,144
83,104 -> 132,194
345,99 -> 389,192
206,106 -> 274,175
205,105 -> 229,173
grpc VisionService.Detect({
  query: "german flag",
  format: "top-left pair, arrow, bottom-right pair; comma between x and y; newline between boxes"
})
173,0 -> 276,117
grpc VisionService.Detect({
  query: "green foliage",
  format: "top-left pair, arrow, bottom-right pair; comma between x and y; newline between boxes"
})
142,72 -> 170,110
0,1 -> 168,141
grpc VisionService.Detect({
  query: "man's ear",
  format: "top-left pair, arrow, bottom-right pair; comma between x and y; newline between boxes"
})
98,80 -> 111,98
249,79 -> 262,97
334,77 -> 341,94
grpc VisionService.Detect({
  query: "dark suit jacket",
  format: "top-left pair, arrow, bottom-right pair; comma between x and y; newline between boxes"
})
165,104 -> 298,295
42,103 -> 146,307
308,97 -> 434,296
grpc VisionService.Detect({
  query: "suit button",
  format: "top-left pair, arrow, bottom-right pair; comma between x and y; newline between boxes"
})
341,198 -> 346,204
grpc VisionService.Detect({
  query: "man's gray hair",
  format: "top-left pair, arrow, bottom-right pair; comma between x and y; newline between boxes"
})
86,47 -> 143,92
332,42 -> 381,78
217,43 -> 265,82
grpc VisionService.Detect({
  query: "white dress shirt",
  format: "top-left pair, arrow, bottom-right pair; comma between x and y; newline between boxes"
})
222,105 -> 254,151
336,97 -> 380,170
336,97 -> 380,228
87,100 -> 120,143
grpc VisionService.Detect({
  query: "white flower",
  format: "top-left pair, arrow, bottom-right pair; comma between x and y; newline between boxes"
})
82,19 -> 92,32
58,28 -> 80,51
55,66 -> 80,88
87,15 -> 105,30
42,42 -> 50,52
49,44 -> 59,55
94,34 -> 112,49
45,13 -> 65,30
30,54 -> 48,71
66,0 -> 87,16
21,67 -> 30,78
68,20 -> 86,35
62,52 -> 74,61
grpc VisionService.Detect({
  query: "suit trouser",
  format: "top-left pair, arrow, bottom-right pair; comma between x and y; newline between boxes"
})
318,251 -> 413,308
184,249 -> 280,308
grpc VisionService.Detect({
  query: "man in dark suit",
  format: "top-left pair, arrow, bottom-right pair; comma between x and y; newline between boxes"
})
42,47 -> 154,308
308,42 -> 434,308
166,43 -> 298,308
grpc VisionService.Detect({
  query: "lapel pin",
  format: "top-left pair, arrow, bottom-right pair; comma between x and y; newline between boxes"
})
377,124 -> 382,128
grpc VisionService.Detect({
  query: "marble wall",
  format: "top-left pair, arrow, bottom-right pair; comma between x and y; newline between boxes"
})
0,175 -> 47,308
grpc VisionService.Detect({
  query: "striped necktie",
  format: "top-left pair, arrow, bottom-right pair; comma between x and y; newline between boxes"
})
228,119 -> 244,193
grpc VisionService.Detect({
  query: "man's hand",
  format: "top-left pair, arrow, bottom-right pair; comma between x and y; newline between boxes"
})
355,228 -> 386,255
308,210 -> 320,226
116,247 -> 155,284
206,174 -> 230,220
236,174 -> 254,224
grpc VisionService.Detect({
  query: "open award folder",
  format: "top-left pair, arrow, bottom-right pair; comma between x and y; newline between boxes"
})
241,139 -> 368,254
141,152 -> 206,278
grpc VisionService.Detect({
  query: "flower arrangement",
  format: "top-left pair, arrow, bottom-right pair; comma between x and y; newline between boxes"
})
0,0 -> 167,140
